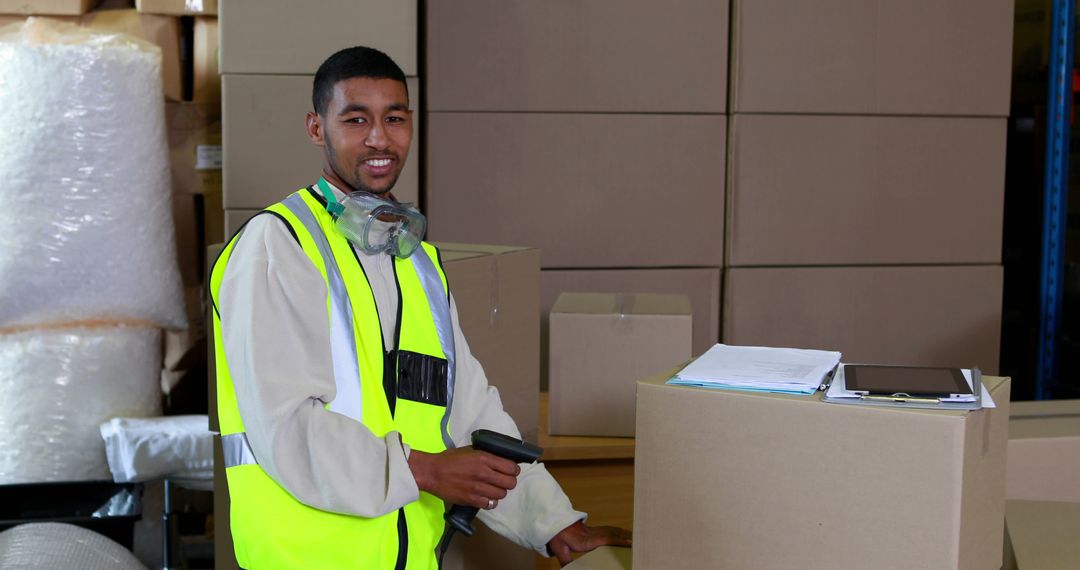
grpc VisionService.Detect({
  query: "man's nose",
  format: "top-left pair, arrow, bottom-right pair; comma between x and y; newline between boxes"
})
365,122 -> 389,148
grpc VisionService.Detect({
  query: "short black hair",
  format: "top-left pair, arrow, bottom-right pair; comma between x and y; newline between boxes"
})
312,46 -> 408,116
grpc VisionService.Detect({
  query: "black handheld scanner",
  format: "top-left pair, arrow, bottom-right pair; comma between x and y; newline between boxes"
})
443,429 -> 543,537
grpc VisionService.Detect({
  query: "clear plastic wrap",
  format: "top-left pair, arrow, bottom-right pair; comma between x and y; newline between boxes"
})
99,415 -> 212,487
0,326 -> 163,484
0,523 -> 147,570
0,18 -> 186,331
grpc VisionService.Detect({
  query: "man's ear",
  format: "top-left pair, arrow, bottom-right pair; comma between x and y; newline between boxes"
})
306,111 -> 325,146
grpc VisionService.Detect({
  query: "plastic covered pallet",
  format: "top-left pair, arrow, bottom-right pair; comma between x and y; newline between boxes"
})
0,18 -> 186,331
0,326 -> 163,484
0,522 -> 147,570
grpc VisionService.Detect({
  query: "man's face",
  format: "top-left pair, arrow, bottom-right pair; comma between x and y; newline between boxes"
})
308,77 -> 412,195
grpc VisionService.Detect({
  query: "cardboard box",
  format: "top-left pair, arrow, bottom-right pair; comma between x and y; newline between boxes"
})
193,16 -> 218,104
729,0 -> 1014,115
564,546 -> 632,570
0,9 -> 183,99
549,293 -> 691,437
1007,399 -> 1080,503
724,265 -> 1003,373
224,209 -> 257,238
426,0 -> 727,113
437,243 -> 540,443
223,74 -> 420,209
426,113 -> 726,268
167,101 -> 222,195
136,0 -> 215,15
0,0 -> 96,15
727,115 -> 1006,266
1004,500 -> 1080,570
541,268 -> 719,390
219,0 -> 415,75
634,370 -> 1010,569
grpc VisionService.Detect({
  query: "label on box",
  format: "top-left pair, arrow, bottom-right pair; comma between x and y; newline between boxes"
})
196,144 -> 223,171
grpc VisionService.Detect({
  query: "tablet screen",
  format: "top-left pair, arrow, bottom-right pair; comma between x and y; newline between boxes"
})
844,365 -> 971,397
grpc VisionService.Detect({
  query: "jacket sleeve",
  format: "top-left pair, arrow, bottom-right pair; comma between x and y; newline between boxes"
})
445,294 -> 587,556
218,214 -> 420,518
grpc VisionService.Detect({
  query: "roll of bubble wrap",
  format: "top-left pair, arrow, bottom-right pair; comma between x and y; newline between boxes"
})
0,523 -> 147,570
0,19 -> 186,331
0,326 -> 163,484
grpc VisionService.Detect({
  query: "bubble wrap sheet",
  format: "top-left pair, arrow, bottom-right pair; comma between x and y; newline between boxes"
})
0,523 -> 147,570
0,326 -> 163,484
0,19 -> 186,331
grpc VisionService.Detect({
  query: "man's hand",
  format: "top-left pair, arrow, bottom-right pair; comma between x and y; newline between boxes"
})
408,447 -> 520,509
547,521 -> 632,566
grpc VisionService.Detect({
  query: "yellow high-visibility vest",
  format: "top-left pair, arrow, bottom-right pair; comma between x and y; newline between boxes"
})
210,187 -> 455,569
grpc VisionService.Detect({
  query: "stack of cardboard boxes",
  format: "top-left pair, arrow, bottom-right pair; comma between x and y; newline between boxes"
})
219,0 -> 419,236
424,0 -> 728,390
722,0 -> 1013,372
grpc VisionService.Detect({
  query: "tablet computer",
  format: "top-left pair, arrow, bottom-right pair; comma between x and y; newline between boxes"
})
843,365 -> 972,398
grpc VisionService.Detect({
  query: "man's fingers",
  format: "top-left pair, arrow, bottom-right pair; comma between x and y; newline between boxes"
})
550,540 -> 573,566
482,453 -> 521,477
587,526 -> 633,549
479,469 -> 517,492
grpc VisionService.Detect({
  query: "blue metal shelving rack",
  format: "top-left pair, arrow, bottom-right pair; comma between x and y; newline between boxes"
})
1037,0 -> 1076,399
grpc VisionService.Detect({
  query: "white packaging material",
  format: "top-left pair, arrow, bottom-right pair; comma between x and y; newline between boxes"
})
99,415 -> 212,487
0,19 -> 186,331
0,523 -> 147,570
0,326 -> 163,484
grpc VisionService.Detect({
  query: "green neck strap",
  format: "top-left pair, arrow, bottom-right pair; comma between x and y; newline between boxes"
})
317,177 -> 345,217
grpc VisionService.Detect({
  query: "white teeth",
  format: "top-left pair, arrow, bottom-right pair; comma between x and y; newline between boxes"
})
366,158 -> 391,167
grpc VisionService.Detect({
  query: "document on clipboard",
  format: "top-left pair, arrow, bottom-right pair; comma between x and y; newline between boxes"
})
824,364 -> 995,410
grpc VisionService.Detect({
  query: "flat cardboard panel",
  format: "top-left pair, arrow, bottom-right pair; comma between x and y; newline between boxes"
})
1007,400 -> 1080,503
427,113 -> 726,268
724,266 -> 1003,373
223,75 -> 419,209
730,0 -> 1014,115
219,0 -> 415,75
437,243 -> 540,442
136,0 -> 215,15
426,0 -> 727,113
1005,500 -> 1080,570
564,546 -> 632,569
0,0 -> 96,15
549,293 -> 692,436
727,115 -> 1006,266
541,268 -> 719,390
634,371 -> 1009,569
193,16 -> 219,104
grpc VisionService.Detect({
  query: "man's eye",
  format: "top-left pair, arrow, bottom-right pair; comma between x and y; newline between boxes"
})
347,117 -> 366,124
386,116 -> 405,123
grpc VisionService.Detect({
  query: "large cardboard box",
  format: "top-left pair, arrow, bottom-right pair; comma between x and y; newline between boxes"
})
634,370 -> 1011,569
222,74 -> 419,209
549,293 -> 691,437
136,0 -> 215,15
729,0 -> 1014,115
193,16 -> 218,104
724,265 -> 1003,373
224,208 -> 256,238
427,113 -> 726,268
541,267 -> 720,390
564,546 -> 632,570
1004,500 -> 1080,570
1007,399 -> 1080,503
0,0 -> 96,15
219,0 -> 415,75
727,115 -> 1006,266
437,243 -> 541,443
426,0 -> 727,113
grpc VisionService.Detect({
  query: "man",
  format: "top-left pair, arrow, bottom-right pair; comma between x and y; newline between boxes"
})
210,46 -> 631,569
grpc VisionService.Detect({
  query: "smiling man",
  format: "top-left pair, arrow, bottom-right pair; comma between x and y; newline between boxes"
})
210,47 -> 630,569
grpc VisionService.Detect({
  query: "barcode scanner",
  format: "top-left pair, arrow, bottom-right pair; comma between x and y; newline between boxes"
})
435,429 -> 543,566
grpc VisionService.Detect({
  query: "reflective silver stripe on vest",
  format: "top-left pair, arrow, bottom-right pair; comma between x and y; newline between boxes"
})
282,193 -> 365,423
411,248 -> 457,449
222,432 -> 258,467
